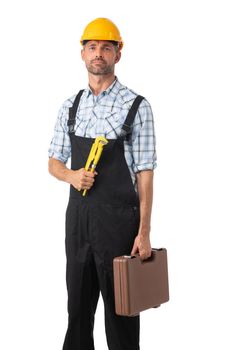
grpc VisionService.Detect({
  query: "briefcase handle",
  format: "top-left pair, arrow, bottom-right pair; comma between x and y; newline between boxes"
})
124,248 -> 165,263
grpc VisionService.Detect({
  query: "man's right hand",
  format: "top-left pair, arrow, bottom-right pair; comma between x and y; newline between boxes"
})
70,168 -> 98,191
48,158 -> 98,190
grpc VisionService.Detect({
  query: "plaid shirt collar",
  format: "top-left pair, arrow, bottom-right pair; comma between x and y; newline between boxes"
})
84,76 -> 123,100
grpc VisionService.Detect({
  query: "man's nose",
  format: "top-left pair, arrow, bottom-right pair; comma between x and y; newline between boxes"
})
95,47 -> 103,58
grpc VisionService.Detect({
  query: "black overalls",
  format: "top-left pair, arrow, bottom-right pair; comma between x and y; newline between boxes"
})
63,91 -> 144,350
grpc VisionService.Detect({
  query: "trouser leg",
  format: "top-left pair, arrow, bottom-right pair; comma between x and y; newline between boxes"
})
91,205 -> 140,350
95,261 -> 140,350
63,201 -> 100,350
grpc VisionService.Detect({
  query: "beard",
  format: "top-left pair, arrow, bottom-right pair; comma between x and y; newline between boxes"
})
86,59 -> 114,75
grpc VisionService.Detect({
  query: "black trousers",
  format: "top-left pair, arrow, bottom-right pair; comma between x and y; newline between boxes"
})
62,199 -> 140,350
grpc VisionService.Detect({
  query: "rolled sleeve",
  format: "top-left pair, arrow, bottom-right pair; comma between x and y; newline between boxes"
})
48,103 -> 71,164
131,99 -> 157,173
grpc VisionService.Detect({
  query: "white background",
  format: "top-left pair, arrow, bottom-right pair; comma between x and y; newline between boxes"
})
0,0 -> 233,349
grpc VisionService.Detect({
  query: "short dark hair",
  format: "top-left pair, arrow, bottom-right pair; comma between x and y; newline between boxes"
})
82,40 -> 119,48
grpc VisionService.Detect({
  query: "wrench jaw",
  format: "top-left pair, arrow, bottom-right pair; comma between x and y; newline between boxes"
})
100,139 -> 108,146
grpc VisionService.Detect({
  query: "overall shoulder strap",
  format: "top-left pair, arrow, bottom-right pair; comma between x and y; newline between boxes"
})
68,89 -> 85,133
119,95 -> 144,140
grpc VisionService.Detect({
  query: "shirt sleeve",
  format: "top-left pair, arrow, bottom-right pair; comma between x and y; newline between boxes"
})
48,102 -> 71,163
131,98 -> 157,173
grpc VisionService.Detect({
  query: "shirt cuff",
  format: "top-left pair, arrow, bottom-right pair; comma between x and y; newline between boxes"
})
48,152 -> 68,164
133,162 -> 157,173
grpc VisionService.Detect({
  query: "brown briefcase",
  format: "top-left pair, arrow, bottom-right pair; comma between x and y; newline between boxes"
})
113,248 -> 169,316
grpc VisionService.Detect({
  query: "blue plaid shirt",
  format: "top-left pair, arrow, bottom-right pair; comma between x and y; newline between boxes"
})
48,77 -> 157,190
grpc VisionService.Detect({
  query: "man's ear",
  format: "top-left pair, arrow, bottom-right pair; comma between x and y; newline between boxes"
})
115,51 -> 121,64
81,48 -> 85,61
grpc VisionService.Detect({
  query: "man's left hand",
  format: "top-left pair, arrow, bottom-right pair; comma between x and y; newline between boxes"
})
130,233 -> 152,261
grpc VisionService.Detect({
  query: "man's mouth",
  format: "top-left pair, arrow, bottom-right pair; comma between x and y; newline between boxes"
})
92,60 -> 105,64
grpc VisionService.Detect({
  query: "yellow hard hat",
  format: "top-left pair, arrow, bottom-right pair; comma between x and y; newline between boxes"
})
80,18 -> 123,50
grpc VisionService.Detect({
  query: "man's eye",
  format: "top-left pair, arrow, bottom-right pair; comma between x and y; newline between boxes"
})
89,46 -> 95,50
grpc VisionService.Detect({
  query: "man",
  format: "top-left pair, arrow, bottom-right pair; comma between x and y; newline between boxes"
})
48,17 -> 157,350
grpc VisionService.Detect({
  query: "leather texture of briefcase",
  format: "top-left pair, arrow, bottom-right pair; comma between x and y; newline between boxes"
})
113,248 -> 169,316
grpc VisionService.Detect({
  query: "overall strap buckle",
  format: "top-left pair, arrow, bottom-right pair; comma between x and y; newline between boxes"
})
119,123 -> 132,140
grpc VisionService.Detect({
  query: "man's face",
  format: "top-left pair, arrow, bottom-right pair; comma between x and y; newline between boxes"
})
81,40 -> 121,76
